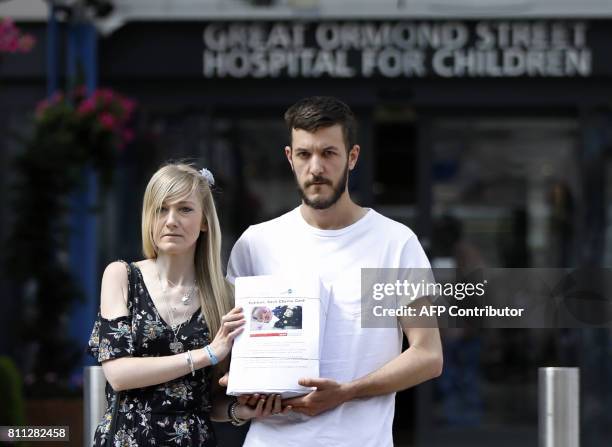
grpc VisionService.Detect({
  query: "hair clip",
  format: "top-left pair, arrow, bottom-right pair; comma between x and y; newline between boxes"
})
199,168 -> 215,186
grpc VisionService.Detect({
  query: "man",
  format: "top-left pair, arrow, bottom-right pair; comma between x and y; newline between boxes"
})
227,96 -> 442,447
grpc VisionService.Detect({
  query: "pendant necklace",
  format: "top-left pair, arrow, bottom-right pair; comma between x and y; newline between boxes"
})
165,277 -> 196,306
156,263 -> 197,354
166,297 -> 189,354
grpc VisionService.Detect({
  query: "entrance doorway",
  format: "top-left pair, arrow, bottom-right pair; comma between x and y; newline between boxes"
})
419,115 -> 581,447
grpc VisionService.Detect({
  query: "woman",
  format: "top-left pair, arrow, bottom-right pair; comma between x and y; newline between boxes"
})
88,163 -> 282,446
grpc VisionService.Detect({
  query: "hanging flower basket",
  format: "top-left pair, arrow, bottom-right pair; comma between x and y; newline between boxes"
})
33,86 -> 136,186
0,17 -> 36,53
5,86 -> 136,395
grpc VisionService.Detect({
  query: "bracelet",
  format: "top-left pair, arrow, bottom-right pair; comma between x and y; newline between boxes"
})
227,397 -> 238,421
229,400 -> 247,426
227,397 -> 237,419
204,345 -> 219,366
185,350 -> 195,376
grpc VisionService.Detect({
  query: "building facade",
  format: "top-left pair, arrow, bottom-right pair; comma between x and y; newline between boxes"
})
1,1 -> 612,445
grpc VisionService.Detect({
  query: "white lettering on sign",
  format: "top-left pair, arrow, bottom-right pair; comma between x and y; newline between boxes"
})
202,21 -> 592,78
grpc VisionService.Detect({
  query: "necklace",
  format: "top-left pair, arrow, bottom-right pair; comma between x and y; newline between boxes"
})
156,263 -> 197,354
167,305 -> 188,354
163,276 -> 196,306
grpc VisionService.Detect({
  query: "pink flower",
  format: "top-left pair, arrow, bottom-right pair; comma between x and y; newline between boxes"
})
77,98 -> 96,115
122,128 -> 134,143
0,19 -> 16,40
0,19 -> 35,53
50,92 -> 64,104
1,18 -> 15,29
98,113 -> 116,130
19,34 -> 35,52
6,38 -> 19,53
0,20 -> 17,37
35,99 -> 49,118
120,98 -> 136,117
94,88 -> 114,104
102,90 -> 114,102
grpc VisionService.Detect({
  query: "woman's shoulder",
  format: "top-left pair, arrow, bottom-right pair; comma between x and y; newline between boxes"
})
131,258 -> 153,272
102,261 -> 130,282
100,261 -> 134,318
101,259 -> 147,290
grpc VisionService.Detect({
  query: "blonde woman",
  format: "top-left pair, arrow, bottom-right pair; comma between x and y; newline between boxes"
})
88,163 -> 280,447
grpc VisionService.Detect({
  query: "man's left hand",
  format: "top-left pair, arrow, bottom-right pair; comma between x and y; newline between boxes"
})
283,377 -> 352,417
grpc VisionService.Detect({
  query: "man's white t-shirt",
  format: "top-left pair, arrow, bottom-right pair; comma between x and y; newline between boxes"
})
227,207 -> 431,447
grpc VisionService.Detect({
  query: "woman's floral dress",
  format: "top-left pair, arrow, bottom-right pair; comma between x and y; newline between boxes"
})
87,262 -> 216,446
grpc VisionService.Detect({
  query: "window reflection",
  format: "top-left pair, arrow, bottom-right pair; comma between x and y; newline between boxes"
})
428,117 -> 583,441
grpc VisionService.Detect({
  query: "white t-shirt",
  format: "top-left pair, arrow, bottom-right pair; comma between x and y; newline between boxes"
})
227,207 -> 431,447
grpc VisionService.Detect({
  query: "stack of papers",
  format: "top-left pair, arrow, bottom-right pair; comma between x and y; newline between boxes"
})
227,274 -> 329,398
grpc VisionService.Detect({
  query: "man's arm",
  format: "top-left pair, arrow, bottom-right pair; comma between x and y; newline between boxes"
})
285,297 -> 443,417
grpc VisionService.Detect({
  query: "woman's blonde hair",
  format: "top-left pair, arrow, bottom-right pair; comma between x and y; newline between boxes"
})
141,163 -> 233,371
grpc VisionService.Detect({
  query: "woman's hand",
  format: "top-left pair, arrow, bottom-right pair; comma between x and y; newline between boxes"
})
235,394 -> 292,420
207,307 -> 245,363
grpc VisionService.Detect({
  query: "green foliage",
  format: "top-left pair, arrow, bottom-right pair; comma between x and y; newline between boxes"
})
0,356 -> 26,425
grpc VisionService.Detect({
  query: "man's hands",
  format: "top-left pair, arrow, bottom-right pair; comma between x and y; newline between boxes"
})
283,377 -> 353,417
218,374 -> 351,419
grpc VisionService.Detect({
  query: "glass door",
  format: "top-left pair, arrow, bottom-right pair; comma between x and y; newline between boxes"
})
430,117 -> 579,269
419,116 -> 581,447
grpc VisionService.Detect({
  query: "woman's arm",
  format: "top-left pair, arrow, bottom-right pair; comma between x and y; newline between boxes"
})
99,262 -> 244,391
102,348 -> 215,392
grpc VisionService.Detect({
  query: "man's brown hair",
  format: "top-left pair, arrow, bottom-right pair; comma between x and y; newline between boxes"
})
284,96 -> 357,151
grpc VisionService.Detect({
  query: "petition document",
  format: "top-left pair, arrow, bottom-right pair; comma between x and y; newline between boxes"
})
227,274 -> 329,398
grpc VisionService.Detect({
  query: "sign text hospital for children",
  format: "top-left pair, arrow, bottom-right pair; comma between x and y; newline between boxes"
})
203,21 -> 591,79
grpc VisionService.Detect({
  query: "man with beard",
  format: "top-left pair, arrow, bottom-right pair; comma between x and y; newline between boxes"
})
226,96 -> 443,447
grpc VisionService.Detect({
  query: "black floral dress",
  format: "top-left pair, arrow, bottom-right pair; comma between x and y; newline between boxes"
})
87,262 -> 217,447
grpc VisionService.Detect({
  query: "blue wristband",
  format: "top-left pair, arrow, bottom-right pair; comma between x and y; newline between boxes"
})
205,345 -> 219,366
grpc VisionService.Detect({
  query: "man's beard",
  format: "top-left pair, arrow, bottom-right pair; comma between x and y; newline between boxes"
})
295,162 -> 349,210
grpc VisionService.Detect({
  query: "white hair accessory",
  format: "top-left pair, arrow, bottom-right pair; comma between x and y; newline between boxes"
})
199,168 -> 215,186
